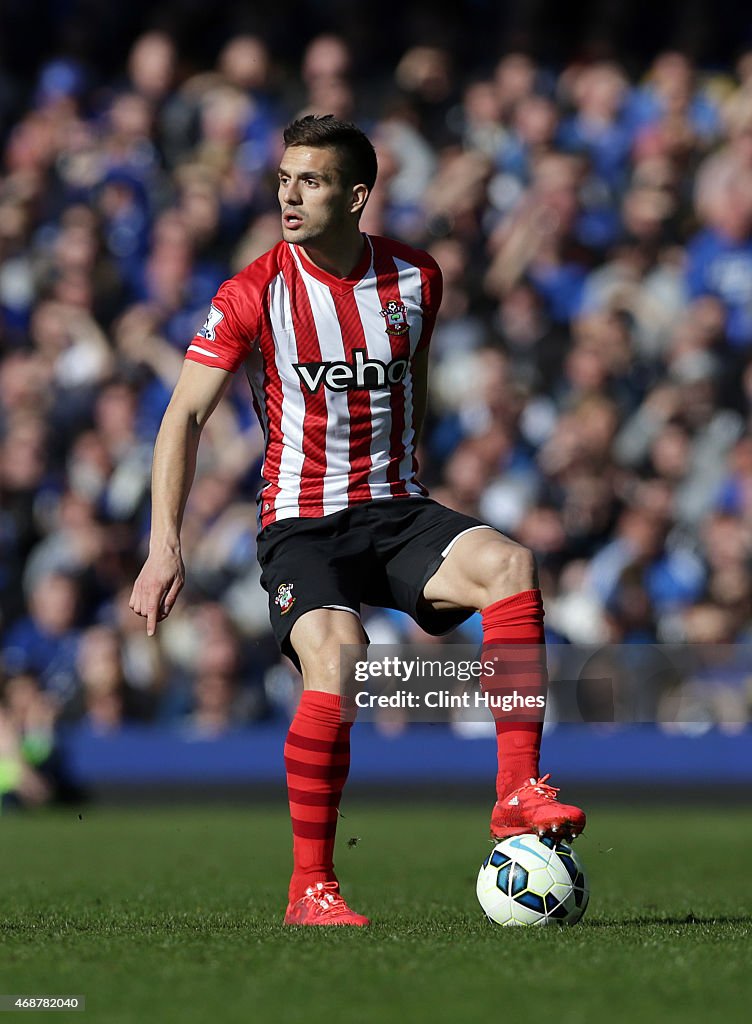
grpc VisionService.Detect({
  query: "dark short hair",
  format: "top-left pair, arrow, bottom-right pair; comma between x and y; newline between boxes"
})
283,115 -> 378,192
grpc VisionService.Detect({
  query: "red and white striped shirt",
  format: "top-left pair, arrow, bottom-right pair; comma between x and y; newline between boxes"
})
185,234 -> 442,529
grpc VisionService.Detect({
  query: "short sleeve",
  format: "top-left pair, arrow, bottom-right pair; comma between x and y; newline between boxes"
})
185,277 -> 258,373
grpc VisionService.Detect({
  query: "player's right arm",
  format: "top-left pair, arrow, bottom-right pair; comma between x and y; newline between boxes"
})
129,360 -> 234,636
130,263 -> 264,635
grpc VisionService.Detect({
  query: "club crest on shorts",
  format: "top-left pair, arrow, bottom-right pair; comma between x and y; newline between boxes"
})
380,300 -> 409,336
275,582 -> 296,615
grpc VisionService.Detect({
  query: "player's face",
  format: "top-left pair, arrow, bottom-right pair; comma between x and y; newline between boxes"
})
278,146 -> 355,246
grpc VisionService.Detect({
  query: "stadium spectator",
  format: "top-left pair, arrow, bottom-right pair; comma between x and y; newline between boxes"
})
68,624 -> 155,732
557,62 -> 633,193
686,156 -> 752,350
0,705 -> 52,810
0,672 -> 58,808
2,572 -> 82,701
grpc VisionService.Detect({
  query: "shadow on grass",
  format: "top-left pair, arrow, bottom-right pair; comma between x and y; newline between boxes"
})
584,913 -> 752,927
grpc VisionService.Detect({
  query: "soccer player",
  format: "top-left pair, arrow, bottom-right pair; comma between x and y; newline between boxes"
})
130,115 -> 586,927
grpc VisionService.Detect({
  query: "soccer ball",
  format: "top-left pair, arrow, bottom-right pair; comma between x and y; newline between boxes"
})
476,833 -> 589,926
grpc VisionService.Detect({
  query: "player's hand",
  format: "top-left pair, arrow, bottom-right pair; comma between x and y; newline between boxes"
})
129,549 -> 185,637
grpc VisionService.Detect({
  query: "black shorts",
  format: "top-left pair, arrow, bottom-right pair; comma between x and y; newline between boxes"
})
256,497 -> 492,668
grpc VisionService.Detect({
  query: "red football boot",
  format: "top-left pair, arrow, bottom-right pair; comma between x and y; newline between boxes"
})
283,882 -> 370,927
490,774 -> 586,842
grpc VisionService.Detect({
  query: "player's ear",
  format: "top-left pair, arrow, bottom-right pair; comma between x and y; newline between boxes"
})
349,183 -> 369,216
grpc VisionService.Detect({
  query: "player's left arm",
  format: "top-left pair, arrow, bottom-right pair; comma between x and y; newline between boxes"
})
412,254 -> 442,447
411,346 -> 430,447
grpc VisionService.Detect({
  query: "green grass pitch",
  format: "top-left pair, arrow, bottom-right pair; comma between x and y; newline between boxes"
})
0,801 -> 750,1023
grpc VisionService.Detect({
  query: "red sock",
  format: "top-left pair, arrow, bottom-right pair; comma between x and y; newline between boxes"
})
284,690 -> 354,904
481,589 -> 546,800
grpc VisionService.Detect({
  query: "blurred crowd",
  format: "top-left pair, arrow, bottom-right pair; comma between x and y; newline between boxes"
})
2,26 -> 752,803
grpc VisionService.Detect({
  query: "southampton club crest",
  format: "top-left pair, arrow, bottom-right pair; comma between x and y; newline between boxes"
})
275,582 -> 296,615
380,300 -> 410,336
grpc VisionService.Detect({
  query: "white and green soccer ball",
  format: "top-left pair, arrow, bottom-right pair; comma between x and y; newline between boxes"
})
476,833 -> 589,926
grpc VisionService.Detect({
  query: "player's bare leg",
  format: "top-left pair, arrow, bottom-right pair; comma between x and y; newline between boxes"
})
282,609 -> 370,926
290,608 -> 367,694
423,529 -> 586,842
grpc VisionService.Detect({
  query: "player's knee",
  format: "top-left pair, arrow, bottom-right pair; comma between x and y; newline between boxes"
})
480,542 -> 537,606
298,651 -> 343,690
293,617 -> 366,692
